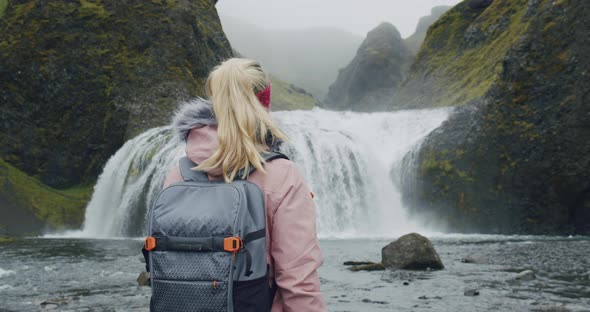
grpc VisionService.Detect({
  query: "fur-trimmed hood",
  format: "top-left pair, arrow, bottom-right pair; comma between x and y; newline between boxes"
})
171,98 -> 283,151
172,98 -> 216,142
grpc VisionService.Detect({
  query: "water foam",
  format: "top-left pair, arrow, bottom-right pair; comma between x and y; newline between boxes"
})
68,108 -> 449,238
0,268 -> 15,279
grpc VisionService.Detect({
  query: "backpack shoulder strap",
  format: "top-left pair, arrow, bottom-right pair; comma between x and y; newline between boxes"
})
238,152 -> 290,179
262,151 -> 290,163
179,157 -> 209,182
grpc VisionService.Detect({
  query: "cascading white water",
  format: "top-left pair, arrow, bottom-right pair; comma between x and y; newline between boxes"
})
72,108 -> 449,238
79,127 -> 185,237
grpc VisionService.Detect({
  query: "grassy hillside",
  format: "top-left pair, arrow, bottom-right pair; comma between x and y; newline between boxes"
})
397,0 -> 537,108
270,75 -> 319,111
405,6 -> 452,54
0,159 -> 91,235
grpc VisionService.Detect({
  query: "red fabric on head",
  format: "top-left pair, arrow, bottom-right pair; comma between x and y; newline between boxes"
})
256,83 -> 271,110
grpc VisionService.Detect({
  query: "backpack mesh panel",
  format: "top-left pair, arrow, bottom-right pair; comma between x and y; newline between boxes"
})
151,251 -> 231,281
152,279 -> 228,312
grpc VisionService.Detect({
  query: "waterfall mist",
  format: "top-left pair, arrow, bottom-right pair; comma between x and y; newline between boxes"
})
67,108 -> 449,238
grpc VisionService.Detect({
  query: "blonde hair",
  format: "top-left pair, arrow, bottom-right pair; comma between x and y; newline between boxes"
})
196,58 -> 288,183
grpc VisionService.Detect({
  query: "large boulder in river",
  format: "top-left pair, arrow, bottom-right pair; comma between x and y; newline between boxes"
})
400,0 -> 590,234
381,233 -> 444,270
324,22 -> 413,111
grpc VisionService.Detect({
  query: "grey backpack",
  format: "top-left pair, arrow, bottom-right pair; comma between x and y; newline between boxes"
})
143,152 -> 289,312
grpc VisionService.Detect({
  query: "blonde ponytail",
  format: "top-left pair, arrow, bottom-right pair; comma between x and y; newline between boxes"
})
196,58 -> 288,182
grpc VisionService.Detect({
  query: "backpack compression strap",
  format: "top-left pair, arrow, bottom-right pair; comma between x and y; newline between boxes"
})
143,230 -> 266,276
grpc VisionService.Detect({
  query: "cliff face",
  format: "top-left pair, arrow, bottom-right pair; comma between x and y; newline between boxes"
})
396,0 -> 538,108
0,0 -> 232,234
0,0 -> 232,189
405,6 -> 452,54
402,0 -> 590,234
324,23 -> 412,111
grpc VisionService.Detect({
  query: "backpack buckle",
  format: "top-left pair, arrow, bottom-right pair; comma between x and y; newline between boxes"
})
145,237 -> 157,251
223,237 -> 241,252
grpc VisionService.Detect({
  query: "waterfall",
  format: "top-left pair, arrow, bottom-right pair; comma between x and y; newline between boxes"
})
73,108 -> 449,238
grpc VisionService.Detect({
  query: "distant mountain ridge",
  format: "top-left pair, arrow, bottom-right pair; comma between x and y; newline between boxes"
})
322,6 -> 451,111
220,15 -> 364,99
324,22 -> 413,111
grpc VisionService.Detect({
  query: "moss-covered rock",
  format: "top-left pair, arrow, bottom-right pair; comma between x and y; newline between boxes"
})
325,22 -> 413,111
396,0 -> 533,108
0,158 -> 92,235
0,0 -> 7,17
0,0 -> 232,188
402,0 -> 590,235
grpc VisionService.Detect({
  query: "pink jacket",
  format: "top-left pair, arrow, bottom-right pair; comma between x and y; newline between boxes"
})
163,101 -> 327,312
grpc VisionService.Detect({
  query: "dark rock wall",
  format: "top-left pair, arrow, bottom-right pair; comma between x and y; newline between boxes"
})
402,0 -> 590,235
0,0 -> 232,188
0,0 -> 232,234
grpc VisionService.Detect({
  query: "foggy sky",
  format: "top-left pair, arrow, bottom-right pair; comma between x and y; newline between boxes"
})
216,0 -> 463,39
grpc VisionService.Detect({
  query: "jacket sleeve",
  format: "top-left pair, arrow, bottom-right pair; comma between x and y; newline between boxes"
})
269,162 -> 327,312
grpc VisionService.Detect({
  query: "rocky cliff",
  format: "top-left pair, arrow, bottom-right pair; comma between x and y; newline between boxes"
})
396,0 -> 542,108
402,0 -> 590,235
0,0 -> 231,188
0,0 -> 232,234
324,22 -> 412,111
405,6 -> 452,54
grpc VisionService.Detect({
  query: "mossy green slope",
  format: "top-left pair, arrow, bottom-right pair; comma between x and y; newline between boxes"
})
396,0 -> 535,108
0,0 -> 231,188
0,159 -> 92,235
403,0 -> 590,235
270,75 -> 319,111
0,0 -> 7,17
404,6 -> 452,55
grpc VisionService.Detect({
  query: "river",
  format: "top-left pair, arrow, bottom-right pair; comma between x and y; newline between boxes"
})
0,236 -> 589,311
2,108 -> 588,311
